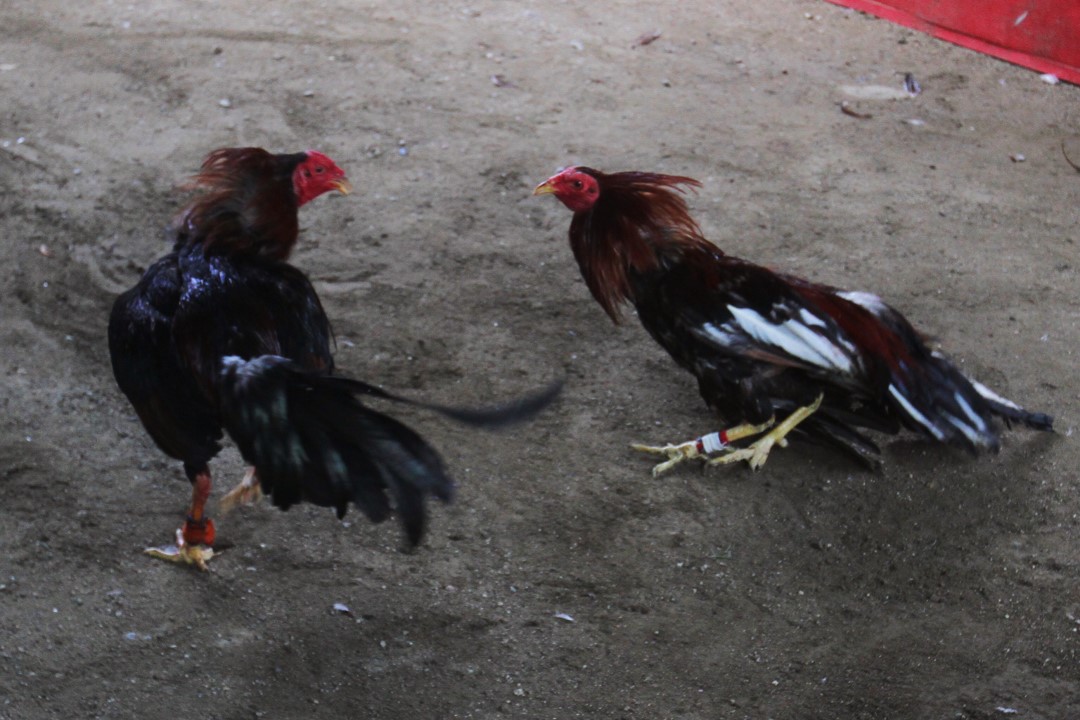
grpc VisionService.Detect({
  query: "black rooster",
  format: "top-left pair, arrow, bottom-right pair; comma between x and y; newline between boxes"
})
109,147 -> 558,569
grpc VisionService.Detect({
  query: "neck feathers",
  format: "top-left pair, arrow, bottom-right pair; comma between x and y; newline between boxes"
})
173,148 -> 305,262
569,170 -> 709,321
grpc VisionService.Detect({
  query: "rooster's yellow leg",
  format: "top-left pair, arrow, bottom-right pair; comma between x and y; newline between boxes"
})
220,466 -> 263,513
631,418 -> 776,477
707,394 -> 824,471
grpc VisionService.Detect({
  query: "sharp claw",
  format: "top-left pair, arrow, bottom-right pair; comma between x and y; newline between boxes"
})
706,448 -> 750,468
704,437 -> 777,471
651,458 -> 680,477
220,467 -> 262,514
145,544 -> 215,571
145,529 -> 216,571
629,442 -> 681,457
144,545 -> 182,560
631,441 -> 702,476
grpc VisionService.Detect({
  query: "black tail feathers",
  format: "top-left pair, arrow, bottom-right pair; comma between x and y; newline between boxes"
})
889,352 -> 1053,453
966,376 -> 1054,432
330,375 -> 565,429
217,356 -> 560,545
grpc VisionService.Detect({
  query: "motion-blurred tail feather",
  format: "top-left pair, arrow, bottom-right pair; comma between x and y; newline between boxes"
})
217,355 -> 559,545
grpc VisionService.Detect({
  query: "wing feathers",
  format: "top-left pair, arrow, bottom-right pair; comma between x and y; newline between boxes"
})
705,305 -> 857,375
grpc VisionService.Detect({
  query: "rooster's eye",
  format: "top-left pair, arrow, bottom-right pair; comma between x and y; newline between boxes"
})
315,167 -> 325,174
572,180 -> 583,190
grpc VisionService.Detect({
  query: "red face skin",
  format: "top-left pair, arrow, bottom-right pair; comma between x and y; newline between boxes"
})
292,150 -> 352,205
534,167 -> 600,212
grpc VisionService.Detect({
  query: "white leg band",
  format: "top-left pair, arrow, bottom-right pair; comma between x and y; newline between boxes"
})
699,432 -> 728,454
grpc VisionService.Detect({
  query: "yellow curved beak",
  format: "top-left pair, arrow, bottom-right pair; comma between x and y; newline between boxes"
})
332,178 -> 353,195
532,179 -> 556,196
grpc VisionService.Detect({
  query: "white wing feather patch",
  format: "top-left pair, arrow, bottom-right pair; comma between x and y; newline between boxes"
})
837,290 -> 888,316
698,322 -> 741,348
798,308 -> 827,328
726,305 -> 855,374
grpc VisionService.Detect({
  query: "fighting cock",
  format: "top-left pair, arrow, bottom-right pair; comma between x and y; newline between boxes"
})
534,166 -> 1052,475
109,147 -> 559,569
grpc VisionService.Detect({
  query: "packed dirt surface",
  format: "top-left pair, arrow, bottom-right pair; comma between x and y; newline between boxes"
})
2,1 -> 1078,718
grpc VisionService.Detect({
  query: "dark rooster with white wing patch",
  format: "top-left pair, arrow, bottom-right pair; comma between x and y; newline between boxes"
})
534,166 -> 1052,474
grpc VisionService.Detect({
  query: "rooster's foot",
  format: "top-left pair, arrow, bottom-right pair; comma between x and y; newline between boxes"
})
706,394 -> 823,471
631,418 -> 776,477
220,467 -> 263,513
145,527 -> 216,572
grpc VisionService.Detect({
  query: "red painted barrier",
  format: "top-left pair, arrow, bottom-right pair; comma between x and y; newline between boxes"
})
823,0 -> 1080,85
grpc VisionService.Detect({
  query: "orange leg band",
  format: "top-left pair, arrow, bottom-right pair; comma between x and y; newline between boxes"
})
181,470 -> 216,546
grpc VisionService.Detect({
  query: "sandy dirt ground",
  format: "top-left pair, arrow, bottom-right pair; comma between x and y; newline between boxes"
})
2,1 -> 1078,718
